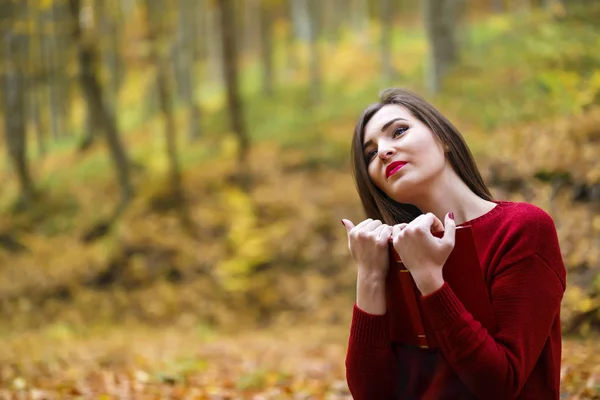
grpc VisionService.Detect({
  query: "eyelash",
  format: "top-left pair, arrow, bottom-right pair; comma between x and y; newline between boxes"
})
366,126 -> 408,162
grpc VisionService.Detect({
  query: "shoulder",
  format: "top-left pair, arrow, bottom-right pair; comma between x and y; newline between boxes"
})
495,200 -> 556,237
492,201 -> 565,281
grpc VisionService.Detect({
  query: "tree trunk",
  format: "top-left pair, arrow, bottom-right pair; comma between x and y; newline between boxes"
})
49,0 -> 70,139
206,5 -> 223,85
3,34 -> 35,203
260,1 -> 275,97
422,0 -> 458,93
284,1 -> 300,80
307,0 -> 322,104
380,0 -> 394,82
219,0 -> 251,190
28,0 -> 47,158
30,87 -> 46,158
98,0 -> 124,113
351,0 -> 369,45
242,0 -> 260,57
146,0 -> 185,206
68,0 -> 133,208
176,0 -> 202,140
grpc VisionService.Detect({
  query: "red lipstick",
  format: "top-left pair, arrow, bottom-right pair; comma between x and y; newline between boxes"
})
386,161 -> 408,178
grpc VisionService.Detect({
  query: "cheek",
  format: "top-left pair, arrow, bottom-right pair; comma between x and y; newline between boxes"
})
367,163 -> 378,181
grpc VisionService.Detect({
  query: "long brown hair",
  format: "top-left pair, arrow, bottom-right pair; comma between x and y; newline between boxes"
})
351,88 -> 493,225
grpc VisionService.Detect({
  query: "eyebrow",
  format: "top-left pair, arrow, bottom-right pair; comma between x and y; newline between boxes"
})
362,117 -> 408,152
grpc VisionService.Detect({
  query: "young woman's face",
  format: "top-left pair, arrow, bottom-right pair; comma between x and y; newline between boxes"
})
362,104 -> 447,203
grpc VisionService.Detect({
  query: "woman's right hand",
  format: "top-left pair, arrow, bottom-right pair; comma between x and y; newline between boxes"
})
341,218 -> 394,282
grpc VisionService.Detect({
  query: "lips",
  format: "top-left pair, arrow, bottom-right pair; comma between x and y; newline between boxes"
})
386,161 -> 408,178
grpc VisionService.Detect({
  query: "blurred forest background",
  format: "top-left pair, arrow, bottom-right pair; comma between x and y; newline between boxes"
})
1,0 -> 600,398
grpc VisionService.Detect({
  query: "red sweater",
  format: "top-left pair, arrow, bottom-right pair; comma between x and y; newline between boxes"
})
345,201 -> 566,399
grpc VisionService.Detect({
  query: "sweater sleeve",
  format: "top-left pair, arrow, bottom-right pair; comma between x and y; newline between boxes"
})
345,304 -> 397,399
419,253 -> 565,400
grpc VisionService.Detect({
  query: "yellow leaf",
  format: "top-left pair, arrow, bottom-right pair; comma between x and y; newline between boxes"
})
40,0 -> 53,10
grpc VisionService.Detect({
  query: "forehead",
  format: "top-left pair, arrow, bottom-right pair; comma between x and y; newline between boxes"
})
363,104 -> 413,144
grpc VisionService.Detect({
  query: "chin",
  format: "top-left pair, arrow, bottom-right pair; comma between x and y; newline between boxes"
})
386,176 -> 428,204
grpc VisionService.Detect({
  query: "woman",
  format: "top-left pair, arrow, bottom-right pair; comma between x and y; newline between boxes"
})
341,88 -> 566,399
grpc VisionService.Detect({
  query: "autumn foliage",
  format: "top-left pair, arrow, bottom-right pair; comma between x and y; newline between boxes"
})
1,1 -> 600,398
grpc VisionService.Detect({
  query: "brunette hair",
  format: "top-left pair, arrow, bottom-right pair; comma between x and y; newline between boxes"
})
351,88 -> 492,225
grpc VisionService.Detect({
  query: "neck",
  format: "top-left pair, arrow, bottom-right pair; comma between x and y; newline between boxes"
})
408,165 -> 497,226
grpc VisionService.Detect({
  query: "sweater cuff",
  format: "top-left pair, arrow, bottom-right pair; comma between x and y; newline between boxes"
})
350,303 -> 390,349
420,282 -> 470,331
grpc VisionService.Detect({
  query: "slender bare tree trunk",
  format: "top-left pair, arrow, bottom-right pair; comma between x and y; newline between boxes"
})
206,5 -> 223,85
68,0 -> 133,210
380,0 -> 394,82
260,1 -> 275,97
423,0 -> 458,93
175,0 -> 202,141
219,0 -> 251,190
307,0 -> 322,104
4,33 -> 35,204
284,1 -> 300,81
146,0 -> 195,233
28,0 -> 47,158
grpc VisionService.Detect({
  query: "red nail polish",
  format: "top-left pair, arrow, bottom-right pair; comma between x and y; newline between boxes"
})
449,212 -> 454,220
340,219 -> 345,227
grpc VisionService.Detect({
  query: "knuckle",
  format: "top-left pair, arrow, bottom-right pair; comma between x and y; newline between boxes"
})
375,239 -> 388,248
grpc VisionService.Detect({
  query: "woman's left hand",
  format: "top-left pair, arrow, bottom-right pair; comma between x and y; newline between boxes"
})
391,212 -> 456,296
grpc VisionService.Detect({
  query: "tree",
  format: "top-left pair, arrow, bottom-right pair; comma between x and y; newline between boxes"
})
380,0 -> 395,83
219,0 -> 251,190
259,0 -> 275,97
422,0 -> 458,93
68,0 -> 133,211
307,0 -> 322,104
145,0 -> 194,233
3,32 -> 35,204
173,0 -> 202,141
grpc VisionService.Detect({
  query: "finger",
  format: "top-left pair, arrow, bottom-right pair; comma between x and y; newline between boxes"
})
384,224 -> 399,243
416,213 -> 444,233
392,224 -> 403,238
409,214 -> 426,226
442,212 -> 456,248
371,224 -> 387,237
377,224 -> 392,241
341,219 -> 354,233
428,213 -> 445,233
354,218 -> 374,231
364,219 -> 383,231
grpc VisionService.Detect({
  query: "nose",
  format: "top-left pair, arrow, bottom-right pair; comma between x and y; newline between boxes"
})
378,144 -> 396,160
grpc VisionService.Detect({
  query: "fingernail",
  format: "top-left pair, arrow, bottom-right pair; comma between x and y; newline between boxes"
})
340,219 -> 345,227
449,212 -> 454,220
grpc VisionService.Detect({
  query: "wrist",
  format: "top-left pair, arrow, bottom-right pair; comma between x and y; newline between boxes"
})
414,270 -> 444,296
357,267 -> 387,285
356,270 -> 387,315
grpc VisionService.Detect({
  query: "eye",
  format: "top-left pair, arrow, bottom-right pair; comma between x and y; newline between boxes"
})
364,126 -> 409,163
365,149 -> 377,163
393,126 -> 408,137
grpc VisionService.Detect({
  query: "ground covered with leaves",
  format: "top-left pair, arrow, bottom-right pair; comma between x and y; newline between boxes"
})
0,323 -> 599,399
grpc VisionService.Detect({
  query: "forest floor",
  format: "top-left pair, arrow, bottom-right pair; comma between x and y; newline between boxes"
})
1,322 -> 600,399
